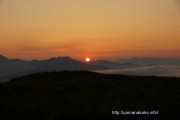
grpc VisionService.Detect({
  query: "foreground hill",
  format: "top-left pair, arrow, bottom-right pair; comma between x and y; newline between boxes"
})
0,71 -> 179,120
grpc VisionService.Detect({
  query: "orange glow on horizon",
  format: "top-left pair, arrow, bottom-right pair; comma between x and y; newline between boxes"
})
0,0 -> 180,60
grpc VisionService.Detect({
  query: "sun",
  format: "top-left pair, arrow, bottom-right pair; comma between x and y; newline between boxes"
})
85,57 -> 90,62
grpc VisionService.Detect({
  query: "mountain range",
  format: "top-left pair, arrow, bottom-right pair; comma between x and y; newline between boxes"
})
117,57 -> 180,65
0,55 -> 107,82
0,55 -> 180,81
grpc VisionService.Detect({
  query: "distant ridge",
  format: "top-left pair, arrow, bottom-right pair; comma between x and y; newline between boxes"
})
0,55 -> 109,82
1,55 -> 180,82
117,57 -> 180,65
0,55 -> 9,61
92,60 -> 139,68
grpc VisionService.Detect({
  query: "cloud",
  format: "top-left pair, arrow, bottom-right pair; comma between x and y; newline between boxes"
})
95,65 -> 180,77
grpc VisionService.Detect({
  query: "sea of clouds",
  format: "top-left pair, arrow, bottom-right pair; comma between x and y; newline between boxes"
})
95,65 -> 180,77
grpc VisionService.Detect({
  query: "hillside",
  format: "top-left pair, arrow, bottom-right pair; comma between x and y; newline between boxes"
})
0,71 -> 180,120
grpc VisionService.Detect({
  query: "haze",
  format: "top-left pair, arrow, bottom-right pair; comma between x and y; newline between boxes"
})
0,0 -> 180,60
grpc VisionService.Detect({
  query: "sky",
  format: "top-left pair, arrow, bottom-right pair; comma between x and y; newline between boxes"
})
0,0 -> 180,60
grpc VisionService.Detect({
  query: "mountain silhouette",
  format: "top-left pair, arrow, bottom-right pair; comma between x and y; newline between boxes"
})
0,55 -> 9,61
92,60 -> 139,68
0,55 -> 108,82
117,57 -> 180,65
1,55 -> 180,82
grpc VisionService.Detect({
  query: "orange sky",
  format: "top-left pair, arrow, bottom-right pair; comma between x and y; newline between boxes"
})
0,0 -> 180,60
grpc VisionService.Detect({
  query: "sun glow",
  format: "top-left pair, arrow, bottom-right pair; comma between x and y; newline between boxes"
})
85,57 -> 90,62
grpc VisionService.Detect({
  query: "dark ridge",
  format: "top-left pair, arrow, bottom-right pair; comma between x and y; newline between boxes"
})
46,56 -> 74,62
0,71 -> 179,119
8,70 -> 179,83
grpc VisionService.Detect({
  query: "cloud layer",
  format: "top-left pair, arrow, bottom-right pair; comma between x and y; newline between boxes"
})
95,65 -> 180,77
